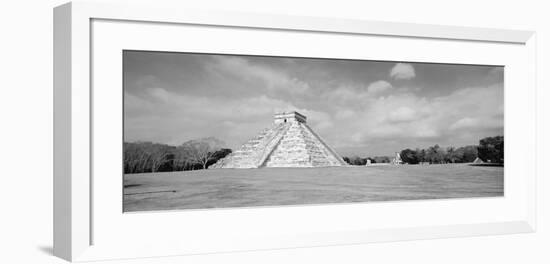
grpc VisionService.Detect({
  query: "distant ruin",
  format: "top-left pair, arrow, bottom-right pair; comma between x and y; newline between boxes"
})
210,111 -> 347,168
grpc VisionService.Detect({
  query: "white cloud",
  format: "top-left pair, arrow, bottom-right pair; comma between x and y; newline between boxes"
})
390,63 -> 416,80
449,117 -> 479,130
322,84 -> 503,153
208,56 -> 310,94
335,109 -> 355,120
323,86 -> 359,102
388,106 -> 418,122
302,110 -> 333,130
367,80 -> 392,94
144,87 -> 300,121
351,132 -> 363,143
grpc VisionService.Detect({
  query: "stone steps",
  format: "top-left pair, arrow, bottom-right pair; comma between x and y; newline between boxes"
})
265,123 -> 314,167
210,123 -> 289,168
264,122 -> 343,167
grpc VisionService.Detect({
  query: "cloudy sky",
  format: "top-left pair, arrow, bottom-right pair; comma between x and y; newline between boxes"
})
124,51 -> 504,157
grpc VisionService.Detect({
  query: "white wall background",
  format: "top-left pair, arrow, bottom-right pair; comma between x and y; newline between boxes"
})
0,0 -> 548,263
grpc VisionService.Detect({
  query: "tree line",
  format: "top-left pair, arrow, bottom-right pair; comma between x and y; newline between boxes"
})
398,144 -> 478,164
124,137 -> 231,174
342,156 -> 391,166
343,136 -> 503,166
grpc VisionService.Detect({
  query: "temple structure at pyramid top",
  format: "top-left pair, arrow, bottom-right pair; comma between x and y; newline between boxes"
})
273,111 -> 307,124
210,111 -> 348,169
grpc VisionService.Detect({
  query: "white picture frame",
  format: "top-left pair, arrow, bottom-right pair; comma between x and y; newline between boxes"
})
54,1 -> 537,262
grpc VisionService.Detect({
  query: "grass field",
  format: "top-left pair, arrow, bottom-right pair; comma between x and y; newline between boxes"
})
123,163 -> 503,212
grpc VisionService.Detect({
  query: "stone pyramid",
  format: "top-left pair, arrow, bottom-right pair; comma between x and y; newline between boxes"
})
210,111 -> 347,168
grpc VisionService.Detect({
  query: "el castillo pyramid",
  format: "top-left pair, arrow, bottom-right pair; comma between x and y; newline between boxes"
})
211,111 -> 347,168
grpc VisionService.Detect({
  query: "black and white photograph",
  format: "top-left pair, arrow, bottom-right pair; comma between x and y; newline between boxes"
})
123,51 -> 504,212
3,0 -> 549,263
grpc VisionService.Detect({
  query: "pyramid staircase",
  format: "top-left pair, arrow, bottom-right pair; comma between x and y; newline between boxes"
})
210,124 -> 289,168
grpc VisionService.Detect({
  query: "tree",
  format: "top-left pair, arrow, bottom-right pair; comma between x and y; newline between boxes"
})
124,142 -> 149,173
123,139 -> 231,173
350,156 -> 366,165
173,145 -> 193,171
181,137 -> 225,169
373,156 -> 391,163
341,156 -> 366,165
416,149 -> 426,163
452,145 -> 478,163
400,149 -> 419,164
144,143 -> 171,172
425,144 -> 446,164
445,147 -> 459,163
461,145 -> 478,163
206,148 -> 233,167
478,136 -> 504,164
343,156 -> 351,165
123,142 -> 171,173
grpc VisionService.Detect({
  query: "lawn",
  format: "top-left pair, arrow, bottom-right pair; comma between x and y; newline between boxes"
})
123,163 -> 503,212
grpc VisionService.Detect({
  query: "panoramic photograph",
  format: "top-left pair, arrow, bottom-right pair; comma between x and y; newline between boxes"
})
123,50 -> 504,212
